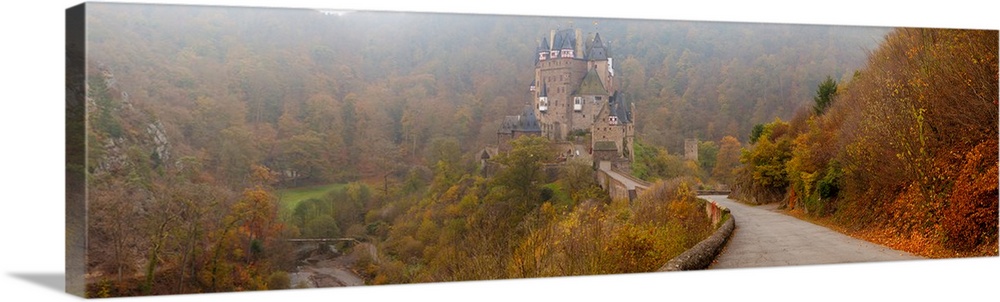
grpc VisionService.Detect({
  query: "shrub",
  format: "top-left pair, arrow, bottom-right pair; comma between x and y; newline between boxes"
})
266,271 -> 290,290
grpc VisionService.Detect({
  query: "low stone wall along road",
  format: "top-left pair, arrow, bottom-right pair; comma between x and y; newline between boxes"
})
702,195 -> 922,269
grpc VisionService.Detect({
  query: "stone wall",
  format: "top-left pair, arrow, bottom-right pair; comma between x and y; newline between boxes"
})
595,162 -> 650,202
658,199 -> 734,271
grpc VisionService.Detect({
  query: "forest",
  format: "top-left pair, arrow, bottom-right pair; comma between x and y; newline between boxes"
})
732,28 -> 998,257
76,3 -> 995,297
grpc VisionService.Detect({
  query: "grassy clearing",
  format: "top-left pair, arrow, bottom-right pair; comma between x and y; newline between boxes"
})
275,183 -> 346,212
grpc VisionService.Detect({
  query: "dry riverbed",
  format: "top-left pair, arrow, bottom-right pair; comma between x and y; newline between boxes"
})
289,243 -> 373,288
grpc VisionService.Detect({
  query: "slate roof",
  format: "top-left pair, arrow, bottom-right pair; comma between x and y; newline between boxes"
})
586,32 -> 608,60
576,67 -> 607,96
537,37 -> 550,52
498,106 -> 542,134
608,91 -> 632,124
516,105 -> 541,133
560,36 -> 575,50
551,29 -> 577,53
498,116 -> 519,134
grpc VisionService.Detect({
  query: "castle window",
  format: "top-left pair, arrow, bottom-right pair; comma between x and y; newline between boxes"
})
609,116 -> 619,125
573,97 -> 583,111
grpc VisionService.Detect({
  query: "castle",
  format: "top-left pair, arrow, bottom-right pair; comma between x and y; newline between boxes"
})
485,28 -> 635,171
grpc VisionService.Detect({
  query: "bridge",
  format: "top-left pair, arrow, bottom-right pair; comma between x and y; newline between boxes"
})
594,160 -> 729,202
594,160 -> 651,202
285,238 -> 362,244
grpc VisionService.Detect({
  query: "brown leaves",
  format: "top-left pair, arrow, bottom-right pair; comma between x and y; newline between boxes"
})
941,139 -> 999,252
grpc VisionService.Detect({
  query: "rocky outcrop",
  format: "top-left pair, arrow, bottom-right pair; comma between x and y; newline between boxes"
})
91,67 -> 173,175
146,121 -> 170,165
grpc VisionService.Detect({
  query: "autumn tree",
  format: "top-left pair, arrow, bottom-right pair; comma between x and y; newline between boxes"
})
733,118 -> 793,204
697,140 -> 719,178
491,135 -> 551,205
88,177 -> 141,286
712,136 -> 741,185
833,28 -> 997,253
234,165 -> 281,261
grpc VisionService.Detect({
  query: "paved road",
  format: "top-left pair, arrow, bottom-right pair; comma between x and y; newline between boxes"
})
702,195 -> 922,269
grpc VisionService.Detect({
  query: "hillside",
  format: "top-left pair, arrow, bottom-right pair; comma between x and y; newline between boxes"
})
78,3 -> 902,296
732,28 -> 998,257
85,4 -> 888,182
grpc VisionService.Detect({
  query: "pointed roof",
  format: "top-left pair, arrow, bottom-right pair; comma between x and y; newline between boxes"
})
560,36 -> 574,50
517,105 -> 541,133
587,32 -> 608,60
499,106 -> 542,134
608,91 -> 632,124
498,116 -> 519,134
551,29 -> 576,53
576,67 -> 607,96
537,37 -> 550,52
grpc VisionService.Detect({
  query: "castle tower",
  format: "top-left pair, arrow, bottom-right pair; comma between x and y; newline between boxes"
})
495,27 -> 634,166
536,37 -> 549,63
684,138 -> 699,161
586,32 -> 613,92
533,28 -> 620,142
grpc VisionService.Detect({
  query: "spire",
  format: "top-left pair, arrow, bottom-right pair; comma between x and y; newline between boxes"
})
560,36 -> 574,50
537,37 -> 550,52
559,33 -> 575,58
537,37 -> 550,62
588,32 -> 608,60
519,105 -> 541,132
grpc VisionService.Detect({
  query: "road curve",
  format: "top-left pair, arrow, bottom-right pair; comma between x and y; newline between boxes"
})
702,195 -> 922,269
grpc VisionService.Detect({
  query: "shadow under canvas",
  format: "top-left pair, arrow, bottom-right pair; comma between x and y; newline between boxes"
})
10,273 -> 65,293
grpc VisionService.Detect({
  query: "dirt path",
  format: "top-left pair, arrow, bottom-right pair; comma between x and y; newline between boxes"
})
702,195 -> 922,269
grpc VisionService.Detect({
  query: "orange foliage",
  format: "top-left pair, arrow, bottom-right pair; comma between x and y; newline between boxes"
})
813,28 -> 996,256
941,139 -> 999,252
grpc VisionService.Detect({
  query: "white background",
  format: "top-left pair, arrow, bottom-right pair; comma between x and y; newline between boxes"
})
1,0 -> 996,301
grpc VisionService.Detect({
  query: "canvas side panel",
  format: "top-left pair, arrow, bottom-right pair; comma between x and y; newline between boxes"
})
66,3 -> 87,298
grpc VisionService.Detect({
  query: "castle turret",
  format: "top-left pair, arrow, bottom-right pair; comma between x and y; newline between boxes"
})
538,82 -> 548,112
537,37 -> 549,62
586,33 -> 613,93
587,32 -> 608,60
560,36 -> 575,58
